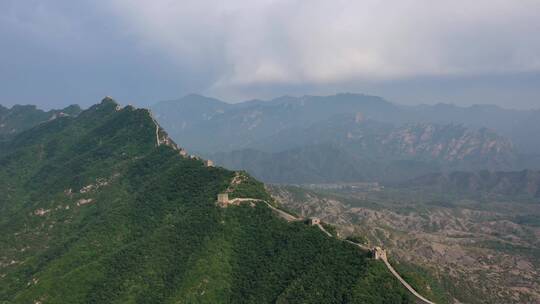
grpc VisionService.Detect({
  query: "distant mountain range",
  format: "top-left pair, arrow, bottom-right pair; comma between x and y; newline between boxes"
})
2,93 -> 537,184
1,96 -> 536,303
152,93 -> 540,153
209,119 -> 515,183
151,93 -> 538,183
1,96 -> 536,302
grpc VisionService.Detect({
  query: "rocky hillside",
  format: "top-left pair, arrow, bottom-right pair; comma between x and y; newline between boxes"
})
0,104 -> 81,140
380,123 -> 514,166
0,97 -> 411,303
250,116 -> 515,167
268,184 -> 540,304
402,103 -> 540,155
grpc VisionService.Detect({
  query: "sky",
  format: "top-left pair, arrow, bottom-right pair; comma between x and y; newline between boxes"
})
1,0 -> 540,109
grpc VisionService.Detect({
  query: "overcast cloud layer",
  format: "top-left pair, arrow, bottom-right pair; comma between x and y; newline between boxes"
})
1,0 -> 540,109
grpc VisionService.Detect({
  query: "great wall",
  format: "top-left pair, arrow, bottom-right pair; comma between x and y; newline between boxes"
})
148,115 -> 436,304
217,191 -> 436,304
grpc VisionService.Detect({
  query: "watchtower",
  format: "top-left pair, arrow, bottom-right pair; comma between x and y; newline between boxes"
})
372,246 -> 387,260
217,193 -> 229,205
309,217 -> 321,225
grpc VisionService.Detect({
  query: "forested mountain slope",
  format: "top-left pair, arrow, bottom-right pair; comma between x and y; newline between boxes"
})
0,97 -> 411,303
0,104 -> 81,141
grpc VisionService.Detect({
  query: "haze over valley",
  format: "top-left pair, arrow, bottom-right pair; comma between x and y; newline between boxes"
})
151,93 -> 540,184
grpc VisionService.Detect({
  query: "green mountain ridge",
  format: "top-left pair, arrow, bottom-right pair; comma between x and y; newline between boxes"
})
0,104 -> 81,142
0,98 -> 411,303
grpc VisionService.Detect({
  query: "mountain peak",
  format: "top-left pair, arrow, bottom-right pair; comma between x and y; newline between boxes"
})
81,96 -> 121,115
101,96 -> 119,105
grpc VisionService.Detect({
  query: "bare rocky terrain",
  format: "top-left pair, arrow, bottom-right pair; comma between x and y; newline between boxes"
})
269,185 -> 540,304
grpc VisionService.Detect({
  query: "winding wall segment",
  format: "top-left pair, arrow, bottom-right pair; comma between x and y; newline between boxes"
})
219,193 -> 437,304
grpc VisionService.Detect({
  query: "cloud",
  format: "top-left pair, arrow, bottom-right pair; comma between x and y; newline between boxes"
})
103,0 -> 540,91
1,0 -> 539,108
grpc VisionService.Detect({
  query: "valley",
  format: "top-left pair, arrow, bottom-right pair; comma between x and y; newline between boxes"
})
268,184 -> 540,304
3,2 -> 540,303
2,94 -> 539,303
149,93 -> 540,303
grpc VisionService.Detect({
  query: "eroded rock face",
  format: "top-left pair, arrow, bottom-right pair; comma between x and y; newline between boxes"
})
269,185 -> 540,304
383,124 -> 514,163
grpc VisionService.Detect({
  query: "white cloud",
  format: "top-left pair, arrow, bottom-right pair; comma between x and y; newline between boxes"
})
2,0 -> 538,108
84,0 -> 540,89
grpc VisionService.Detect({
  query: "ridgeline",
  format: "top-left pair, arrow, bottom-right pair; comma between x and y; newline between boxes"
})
0,98 -> 412,303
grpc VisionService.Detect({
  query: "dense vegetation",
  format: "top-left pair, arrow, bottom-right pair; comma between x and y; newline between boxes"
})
0,104 -> 81,141
389,258 -> 450,304
228,171 -> 273,202
0,98 -> 411,303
